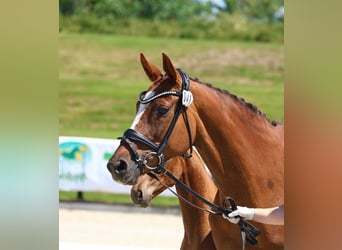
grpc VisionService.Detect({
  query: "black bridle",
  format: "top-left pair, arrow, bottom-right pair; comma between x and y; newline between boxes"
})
119,68 -> 193,173
118,68 -> 260,248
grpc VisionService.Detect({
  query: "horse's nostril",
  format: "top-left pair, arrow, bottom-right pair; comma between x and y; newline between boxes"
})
137,189 -> 143,201
107,160 -> 127,175
114,160 -> 127,175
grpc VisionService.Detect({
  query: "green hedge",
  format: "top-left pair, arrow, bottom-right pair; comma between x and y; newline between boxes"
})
60,14 -> 283,43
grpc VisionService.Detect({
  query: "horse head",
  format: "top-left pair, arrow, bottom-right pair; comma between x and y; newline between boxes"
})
130,157 -> 183,207
107,53 -> 196,185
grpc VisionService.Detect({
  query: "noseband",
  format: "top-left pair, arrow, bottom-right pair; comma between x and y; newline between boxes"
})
119,68 -> 193,172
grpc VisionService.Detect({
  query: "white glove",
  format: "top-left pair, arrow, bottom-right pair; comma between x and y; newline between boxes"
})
222,206 -> 255,224
182,90 -> 193,107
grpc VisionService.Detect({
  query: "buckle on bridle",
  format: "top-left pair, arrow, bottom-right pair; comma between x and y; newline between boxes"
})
142,152 -> 164,171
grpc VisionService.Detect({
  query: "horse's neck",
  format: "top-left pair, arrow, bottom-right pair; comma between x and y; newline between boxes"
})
191,81 -> 284,206
175,156 -> 216,241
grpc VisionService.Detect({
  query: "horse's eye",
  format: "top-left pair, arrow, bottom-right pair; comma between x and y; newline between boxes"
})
156,105 -> 169,117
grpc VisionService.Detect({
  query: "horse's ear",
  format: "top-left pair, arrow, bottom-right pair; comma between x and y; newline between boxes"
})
140,53 -> 162,82
162,53 -> 181,85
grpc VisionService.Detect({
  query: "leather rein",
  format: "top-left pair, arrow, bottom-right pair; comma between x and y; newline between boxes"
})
118,69 -> 260,248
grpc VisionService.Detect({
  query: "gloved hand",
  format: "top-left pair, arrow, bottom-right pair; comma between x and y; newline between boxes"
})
222,206 -> 255,224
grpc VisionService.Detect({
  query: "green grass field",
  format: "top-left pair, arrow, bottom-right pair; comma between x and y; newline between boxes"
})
59,33 -> 283,206
59,190 -> 180,207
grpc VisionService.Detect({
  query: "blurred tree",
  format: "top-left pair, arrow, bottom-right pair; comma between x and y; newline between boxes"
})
244,0 -> 283,23
59,0 -> 283,42
59,0 -> 76,15
220,0 -> 283,23
59,0 -> 216,21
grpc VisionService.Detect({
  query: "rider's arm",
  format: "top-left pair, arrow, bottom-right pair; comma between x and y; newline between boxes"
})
253,205 -> 284,225
225,204 -> 284,225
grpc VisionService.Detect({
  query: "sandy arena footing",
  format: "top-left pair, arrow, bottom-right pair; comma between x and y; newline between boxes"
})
59,202 -> 184,250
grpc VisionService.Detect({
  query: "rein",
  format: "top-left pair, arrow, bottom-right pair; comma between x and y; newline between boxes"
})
147,167 -> 260,248
119,68 -> 260,249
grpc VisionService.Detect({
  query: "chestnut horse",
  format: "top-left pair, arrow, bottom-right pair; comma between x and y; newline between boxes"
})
107,53 -> 284,249
131,150 -> 217,250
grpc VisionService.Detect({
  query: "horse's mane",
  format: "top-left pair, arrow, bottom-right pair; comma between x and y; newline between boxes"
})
191,77 -> 281,126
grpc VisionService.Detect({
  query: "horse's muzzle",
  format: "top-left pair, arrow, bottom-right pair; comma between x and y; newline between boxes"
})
130,187 -> 151,208
107,158 -> 140,185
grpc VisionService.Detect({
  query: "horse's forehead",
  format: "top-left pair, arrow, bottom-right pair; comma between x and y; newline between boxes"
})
152,75 -> 177,91
130,90 -> 155,130
130,79 -> 176,130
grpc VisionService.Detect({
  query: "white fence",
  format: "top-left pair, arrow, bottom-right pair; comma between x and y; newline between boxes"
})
59,136 -> 174,196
